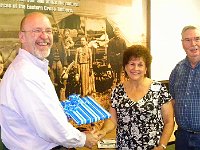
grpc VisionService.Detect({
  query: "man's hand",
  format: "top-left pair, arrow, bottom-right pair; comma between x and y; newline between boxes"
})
84,132 -> 99,149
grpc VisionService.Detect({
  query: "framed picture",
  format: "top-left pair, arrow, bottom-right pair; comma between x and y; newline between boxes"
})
0,0 -> 149,106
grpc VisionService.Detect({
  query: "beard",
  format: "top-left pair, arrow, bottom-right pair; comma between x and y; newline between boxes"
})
33,39 -> 52,60
33,47 -> 51,60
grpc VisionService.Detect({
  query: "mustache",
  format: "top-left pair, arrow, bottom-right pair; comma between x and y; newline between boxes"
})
36,40 -> 51,45
189,45 -> 199,50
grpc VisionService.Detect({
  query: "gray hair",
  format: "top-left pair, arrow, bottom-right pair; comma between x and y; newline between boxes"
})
181,25 -> 200,36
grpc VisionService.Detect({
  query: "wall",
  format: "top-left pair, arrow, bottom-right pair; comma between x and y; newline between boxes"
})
151,0 -> 200,80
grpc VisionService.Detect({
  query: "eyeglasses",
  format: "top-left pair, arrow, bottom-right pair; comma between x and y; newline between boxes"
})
21,28 -> 53,35
182,37 -> 200,43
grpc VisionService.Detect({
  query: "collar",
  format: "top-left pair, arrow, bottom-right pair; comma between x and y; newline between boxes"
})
184,57 -> 200,69
18,48 -> 49,74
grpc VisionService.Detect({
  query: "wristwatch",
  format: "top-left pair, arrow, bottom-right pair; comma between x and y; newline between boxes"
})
159,144 -> 166,149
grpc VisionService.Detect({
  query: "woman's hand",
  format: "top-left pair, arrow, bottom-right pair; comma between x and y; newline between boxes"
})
93,129 -> 107,140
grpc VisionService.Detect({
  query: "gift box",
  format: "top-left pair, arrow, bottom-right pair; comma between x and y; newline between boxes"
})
61,94 -> 111,125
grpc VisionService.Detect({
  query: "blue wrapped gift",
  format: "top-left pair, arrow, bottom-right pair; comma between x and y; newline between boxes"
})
61,94 -> 111,125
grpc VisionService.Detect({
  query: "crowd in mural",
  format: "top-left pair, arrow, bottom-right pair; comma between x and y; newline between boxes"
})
45,21 -> 127,101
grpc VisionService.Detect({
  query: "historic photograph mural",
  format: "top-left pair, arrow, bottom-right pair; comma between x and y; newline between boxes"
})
0,0 -> 148,129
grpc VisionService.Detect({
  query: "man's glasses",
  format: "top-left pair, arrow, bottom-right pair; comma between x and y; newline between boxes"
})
182,37 -> 200,43
21,28 -> 53,35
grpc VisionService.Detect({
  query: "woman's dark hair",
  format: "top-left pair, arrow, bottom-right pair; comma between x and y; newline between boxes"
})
123,45 -> 152,75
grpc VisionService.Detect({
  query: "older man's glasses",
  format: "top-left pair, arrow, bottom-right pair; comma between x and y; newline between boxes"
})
182,37 -> 200,43
21,28 -> 53,35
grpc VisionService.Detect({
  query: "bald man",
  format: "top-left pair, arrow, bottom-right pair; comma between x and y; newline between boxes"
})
0,12 -> 98,150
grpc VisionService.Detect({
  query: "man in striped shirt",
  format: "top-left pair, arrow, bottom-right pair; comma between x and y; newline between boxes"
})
169,25 -> 200,150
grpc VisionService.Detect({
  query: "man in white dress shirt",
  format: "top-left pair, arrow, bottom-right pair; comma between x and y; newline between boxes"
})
0,12 -> 98,150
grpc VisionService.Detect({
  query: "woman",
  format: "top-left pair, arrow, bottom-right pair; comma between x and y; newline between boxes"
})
74,36 -> 94,96
96,45 -> 174,150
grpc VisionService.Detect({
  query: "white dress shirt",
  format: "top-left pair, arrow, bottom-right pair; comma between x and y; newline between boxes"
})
0,49 -> 86,150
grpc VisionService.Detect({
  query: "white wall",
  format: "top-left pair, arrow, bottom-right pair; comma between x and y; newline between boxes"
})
151,0 -> 200,80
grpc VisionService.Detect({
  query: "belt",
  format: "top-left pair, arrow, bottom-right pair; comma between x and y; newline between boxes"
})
186,129 -> 200,134
179,128 -> 200,134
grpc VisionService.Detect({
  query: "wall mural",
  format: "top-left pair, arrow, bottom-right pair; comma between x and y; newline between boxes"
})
0,0 -> 148,130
